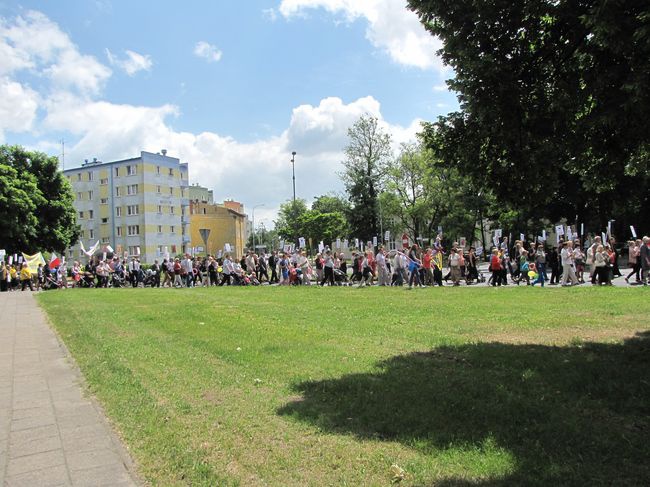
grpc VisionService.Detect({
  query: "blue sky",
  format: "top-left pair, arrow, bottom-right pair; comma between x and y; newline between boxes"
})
0,0 -> 457,226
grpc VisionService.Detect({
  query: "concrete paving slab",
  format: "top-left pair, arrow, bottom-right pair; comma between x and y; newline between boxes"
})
0,291 -> 139,486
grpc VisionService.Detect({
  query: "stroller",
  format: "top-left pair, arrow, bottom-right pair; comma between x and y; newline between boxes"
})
80,272 -> 96,288
141,269 -> 158,287
289,267 -> 302,285
42,274 -> 62,291
333,268 -> 348,286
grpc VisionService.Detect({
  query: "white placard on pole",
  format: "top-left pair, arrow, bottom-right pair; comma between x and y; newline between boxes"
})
336,238 -> 341,249
601,232 -> 607,244
372,236 -> 378,246
343,239 -> 348,249
580,223 -> 584,235
354,238 -> 359,248
102,252 -> 107,261
384,230 -> 390,241
520,233 -> 525,242
630,225 -> 637,238
224,243 -> 232,252
555,225 -> 564,236
567,227 -> 573,241
492,236 -> 499,247
494,229 -> 502,238
298,237 -> 306,248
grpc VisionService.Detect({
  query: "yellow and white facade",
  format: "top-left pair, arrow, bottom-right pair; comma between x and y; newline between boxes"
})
64,150 -> 190,263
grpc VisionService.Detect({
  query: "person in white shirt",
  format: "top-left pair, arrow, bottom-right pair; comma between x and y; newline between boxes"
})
375,246 -> 389,286
560,241 -> 579,286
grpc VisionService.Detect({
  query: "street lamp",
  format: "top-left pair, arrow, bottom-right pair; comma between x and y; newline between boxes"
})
252,204 -> 264,251
291,151 -> 297,204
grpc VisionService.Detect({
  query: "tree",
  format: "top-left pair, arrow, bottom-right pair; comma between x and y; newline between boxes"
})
383,142 -> 483,244
408,0 -> 650,232
274,199 -> 308,243
0,145 -> 79,254
311,194 -> 351,216
341,115 -> 393,242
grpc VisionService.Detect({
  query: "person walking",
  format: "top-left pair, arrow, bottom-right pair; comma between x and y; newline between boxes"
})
640,236 -> 650,286
490,248 -> 502,286
20,263 -> 34,291
376,246 -> 390,286
532,243 -> 546,286
560,241 -> 579,286
625,240 -> 641,284
320,250 -> 335,286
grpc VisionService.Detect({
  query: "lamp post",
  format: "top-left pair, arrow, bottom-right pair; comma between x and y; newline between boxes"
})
291,151 -> 297,204
252,204 -> 264,251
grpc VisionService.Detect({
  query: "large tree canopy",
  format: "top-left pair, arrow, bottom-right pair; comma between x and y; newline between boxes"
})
409,0 -> 650,233
0,145 -> 79,254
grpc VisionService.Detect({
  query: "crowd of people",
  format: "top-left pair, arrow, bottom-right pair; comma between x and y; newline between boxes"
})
2,234 -> 648,292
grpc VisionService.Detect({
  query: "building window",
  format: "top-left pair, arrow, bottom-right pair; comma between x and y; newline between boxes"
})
88,190 -> 93,200
169,187 -> 173,195
168,168 -> 174,176
128,246 -> 140,256
181,189 -> 185,198
203,208 -> 207,215
87,171 -> 94,181
170,225 -> 175,233
100,198 -> 108,204
79,230 -> 84,239
78,211 -> 84,219
127,184 -> 138,195
157,225 -> 162,233
156,166 -> 161,174
127,225 -> 139,236
77,173 -> 82,181
114,167 -> 120,177
89,229 -> 94,239
117,227 -> 122,237
76,192 -> 83,200
156,185 -> 161,193
88,210 -> 94,219
157,205 -> 162,214
100,178 -> 108,185
116,207 -> 122,217
68,249 -> 74,258
115,187 -> 121,197
101,218 -> 108,224
127,165 -> 137,176
170,206 -> 174,214
127,205 -> 139,216
102,237 -> 110,243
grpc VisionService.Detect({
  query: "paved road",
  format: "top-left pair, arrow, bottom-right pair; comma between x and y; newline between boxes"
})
0,291 -> 139,487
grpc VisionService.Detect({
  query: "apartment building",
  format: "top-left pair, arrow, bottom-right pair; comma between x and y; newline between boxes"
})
189,195 -> 247,259
64,150 -> 190,263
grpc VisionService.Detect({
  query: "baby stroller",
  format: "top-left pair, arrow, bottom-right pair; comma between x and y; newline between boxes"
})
111,272 -> 127,288
141,269 -> 158,287
289,267 -> 302,285
247,273 -> 261,286
42,274 -> 62,291
80,272 -> 96,288
333,268 -> 348,286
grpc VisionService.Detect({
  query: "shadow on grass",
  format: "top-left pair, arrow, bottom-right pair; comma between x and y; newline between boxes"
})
278,331 -> 650,485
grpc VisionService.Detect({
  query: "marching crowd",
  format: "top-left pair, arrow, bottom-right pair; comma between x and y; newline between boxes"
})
2,234 -> 649,292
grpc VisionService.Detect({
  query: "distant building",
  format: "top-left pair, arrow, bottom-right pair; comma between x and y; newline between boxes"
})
63,150 -> 190,263
188,183 -> 213,204
189,200 -> 247,259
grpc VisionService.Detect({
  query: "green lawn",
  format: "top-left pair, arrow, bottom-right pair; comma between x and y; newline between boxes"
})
37,287 -> 650,486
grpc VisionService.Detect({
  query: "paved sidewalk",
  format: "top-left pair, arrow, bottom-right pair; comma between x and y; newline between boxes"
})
0,291 -> 139,487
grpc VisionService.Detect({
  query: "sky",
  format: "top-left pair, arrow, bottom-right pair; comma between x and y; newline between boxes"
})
0,0 -> 458,228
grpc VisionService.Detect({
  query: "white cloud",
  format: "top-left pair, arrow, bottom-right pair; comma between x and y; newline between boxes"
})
106,49 -> 153,76
278,0 -> 445,72
0,77 -> 39,142
193,41 -> 223,63
0,10 -> 111,94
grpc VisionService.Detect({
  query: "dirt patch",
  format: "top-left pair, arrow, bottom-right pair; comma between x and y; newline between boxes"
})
470,326 -> 647,346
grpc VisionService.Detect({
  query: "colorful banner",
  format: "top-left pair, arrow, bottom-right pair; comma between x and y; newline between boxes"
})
21,252 -> 46,273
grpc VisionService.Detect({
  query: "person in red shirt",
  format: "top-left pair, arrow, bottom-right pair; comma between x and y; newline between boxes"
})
490,248 -> 502,286
422,247 -> 433,285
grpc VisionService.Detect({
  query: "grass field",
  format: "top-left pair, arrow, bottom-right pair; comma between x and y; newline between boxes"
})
37,287 -> 650,486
